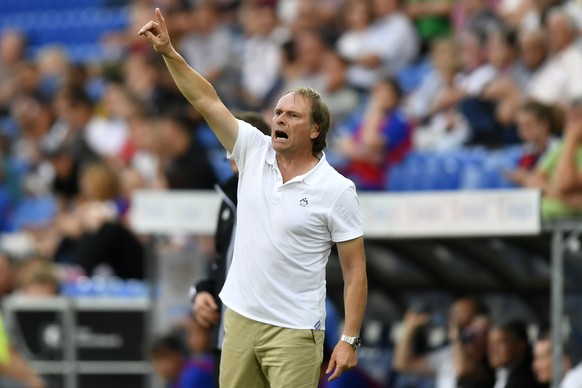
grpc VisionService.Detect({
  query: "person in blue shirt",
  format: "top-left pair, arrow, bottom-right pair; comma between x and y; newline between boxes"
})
333,77 -> 412,190
150,332 -> 213,388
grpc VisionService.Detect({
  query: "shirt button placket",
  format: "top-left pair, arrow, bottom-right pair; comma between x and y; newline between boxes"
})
272,169 -> 283,204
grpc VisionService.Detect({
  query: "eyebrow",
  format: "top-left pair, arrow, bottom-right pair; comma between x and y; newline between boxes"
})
274,108 -> 302,116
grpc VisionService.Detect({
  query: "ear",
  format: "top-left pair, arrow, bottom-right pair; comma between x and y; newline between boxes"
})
310,125 -> 320,140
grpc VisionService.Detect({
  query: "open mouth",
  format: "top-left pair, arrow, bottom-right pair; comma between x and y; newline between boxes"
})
275,130 -> 288,140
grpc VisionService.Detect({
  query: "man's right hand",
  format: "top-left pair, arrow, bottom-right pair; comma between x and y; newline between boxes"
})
193,291 -> 220,328
138,8 -> 174,57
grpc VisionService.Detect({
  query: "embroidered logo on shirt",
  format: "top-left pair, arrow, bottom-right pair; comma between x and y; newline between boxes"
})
314,320 -> 321,330
300,197 -> 308,207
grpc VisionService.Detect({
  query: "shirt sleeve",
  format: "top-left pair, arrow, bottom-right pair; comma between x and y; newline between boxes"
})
328,183 -> 364,243
228,119 -> 270,173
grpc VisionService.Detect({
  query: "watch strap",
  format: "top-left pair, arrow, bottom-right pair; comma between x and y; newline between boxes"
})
340,334 -> 361,350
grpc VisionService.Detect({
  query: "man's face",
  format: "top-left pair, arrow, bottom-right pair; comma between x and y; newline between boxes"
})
449,299 -> 477,329
271,93 -> 319,157
488,329 -> 523,368
519,34 -> 546,70
152,353 -> 181,381
532,339 -> 553,383
547,15 -> 573,53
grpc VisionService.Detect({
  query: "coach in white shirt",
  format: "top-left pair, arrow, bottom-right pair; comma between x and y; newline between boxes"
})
139,8 -> 368,388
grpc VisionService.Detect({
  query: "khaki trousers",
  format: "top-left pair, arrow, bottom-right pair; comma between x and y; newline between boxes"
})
219,308 -> 324,388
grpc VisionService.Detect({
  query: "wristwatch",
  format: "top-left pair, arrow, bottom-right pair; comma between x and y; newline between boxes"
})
340,334 -> 362,350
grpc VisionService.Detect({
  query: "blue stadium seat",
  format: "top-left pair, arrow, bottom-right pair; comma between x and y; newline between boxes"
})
10,195 -> 57,230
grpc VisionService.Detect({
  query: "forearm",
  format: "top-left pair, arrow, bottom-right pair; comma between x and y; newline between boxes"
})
341,265 -> 367,337
393,325 -> 417,370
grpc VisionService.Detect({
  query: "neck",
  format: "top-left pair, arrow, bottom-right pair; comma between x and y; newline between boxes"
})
276,152 -> 320,183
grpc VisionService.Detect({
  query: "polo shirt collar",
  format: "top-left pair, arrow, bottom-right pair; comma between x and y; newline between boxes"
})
266,147 -> 328,186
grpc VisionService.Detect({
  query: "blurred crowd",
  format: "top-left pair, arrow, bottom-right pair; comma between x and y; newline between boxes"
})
0,0 -> 581,277
391,296 -> 582,388
1,0 -> 582,386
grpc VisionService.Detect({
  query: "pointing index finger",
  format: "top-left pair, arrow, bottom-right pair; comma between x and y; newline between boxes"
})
155,7 -> 166,29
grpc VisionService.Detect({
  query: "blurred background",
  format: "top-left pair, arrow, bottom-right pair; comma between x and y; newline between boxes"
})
0,0 -> 582,387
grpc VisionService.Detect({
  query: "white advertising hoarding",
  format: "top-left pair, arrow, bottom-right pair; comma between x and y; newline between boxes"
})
131,189 -> 541,237
360,189 -> 541,238
130,190 -> 221,235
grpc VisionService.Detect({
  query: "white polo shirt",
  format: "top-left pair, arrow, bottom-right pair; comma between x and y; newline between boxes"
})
219,120 -> 363,330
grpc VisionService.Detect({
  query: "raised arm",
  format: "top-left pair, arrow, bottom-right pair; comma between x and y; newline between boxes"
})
138,8 -> 238,153
392,311 -> 434,375
326,236 -> 367,382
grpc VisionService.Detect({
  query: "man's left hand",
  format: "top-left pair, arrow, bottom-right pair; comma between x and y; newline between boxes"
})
326,341 -> 357,381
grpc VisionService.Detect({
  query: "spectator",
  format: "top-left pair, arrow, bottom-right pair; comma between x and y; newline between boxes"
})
15,259 -> 59,297
562,360 -> 582,388
184,314 -> 214,385
124,109 -> 164,188
405,0 -> 454,54
319,51 -> 360,131
180,1 -> 236,106
0,29 -> 27,115
53,162 -> 145,278
0,254 -> 15,301
496,0 -> 538,30
371,0 -> 420,77
530,99 -> 582,218
529,9 -> 582,107
532,332 -> 570,387
280,29 -> 328,98
0,315 -> 45,388
454,29 -> 509,146
237,3 -> 288,110
158,112 -> 217,190
393,297 -> 493,388
335,78 -> 411,190
455,0 -> 502,36
150,333 -> 213,388
483,27 -> 522,94
488,320 -> 543,388
42,87 -> 101,202
485,27 -> 550,126
408,38 -> 471,152
336,0 -> 384,91
85,81 -> 134,160
505,100 -> 561,186
35,46 -> 69,100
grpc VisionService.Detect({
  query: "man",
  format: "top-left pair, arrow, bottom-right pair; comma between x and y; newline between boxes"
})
150,333 -> 213,388
393,297 -> 493,388
532,332 -> 569,387
139,8 -> 367,388
488,320 -> 543,388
